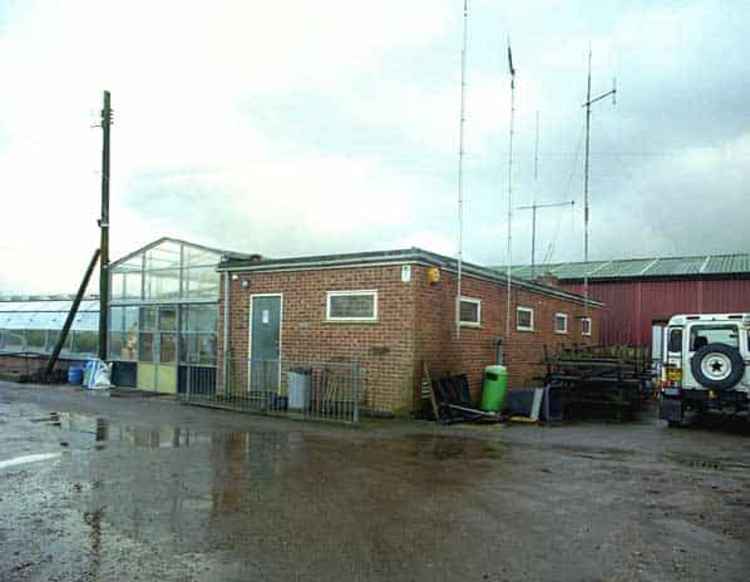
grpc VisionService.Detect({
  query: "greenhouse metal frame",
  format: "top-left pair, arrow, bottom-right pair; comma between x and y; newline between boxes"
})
108,237 -> 242,394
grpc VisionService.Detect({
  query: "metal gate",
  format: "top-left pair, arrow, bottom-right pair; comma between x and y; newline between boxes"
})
180,357 -> 364,424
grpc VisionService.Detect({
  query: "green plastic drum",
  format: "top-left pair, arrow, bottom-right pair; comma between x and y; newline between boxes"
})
480,365 -> 508,412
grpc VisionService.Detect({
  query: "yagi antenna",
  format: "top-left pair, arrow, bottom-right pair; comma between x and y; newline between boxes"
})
581,49 -> 617,315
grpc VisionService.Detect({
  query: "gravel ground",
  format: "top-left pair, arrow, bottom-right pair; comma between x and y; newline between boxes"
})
1,381 -> 748,581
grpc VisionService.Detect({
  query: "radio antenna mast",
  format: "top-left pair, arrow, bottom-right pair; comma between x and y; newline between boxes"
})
582,47 -> 616,314
534,110 -> 540,182
455,0 -> 469,340
532,111 -> 539,277
505,38 -> 516,341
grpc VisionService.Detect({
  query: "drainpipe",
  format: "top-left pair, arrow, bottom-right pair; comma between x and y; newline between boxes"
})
495,337 -> 504,366
222,270 -> 230,393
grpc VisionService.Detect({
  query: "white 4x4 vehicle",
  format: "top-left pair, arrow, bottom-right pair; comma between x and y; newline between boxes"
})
658,313 -> 750,426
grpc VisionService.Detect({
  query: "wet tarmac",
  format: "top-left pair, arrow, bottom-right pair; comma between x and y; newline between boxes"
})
1,381 -> 749,581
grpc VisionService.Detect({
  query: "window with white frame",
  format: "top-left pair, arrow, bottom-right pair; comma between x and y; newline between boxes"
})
554,312 -> 569,334
516,306 -> 534,331
459,297 -> 481,326
581,317 -> 592,336
326,290 -> 378,321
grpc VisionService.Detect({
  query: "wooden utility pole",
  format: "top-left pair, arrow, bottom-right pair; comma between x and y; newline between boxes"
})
98,91 -> 112,360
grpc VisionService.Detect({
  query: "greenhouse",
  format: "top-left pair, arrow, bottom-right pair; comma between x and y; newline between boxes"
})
108,237 -> 243,394
0,298 -> 99,358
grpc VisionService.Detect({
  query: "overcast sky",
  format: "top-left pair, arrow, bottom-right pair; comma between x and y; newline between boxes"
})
1,0 -> 747,294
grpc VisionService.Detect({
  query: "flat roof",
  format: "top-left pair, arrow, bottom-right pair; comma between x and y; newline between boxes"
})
219,247 -> 603,307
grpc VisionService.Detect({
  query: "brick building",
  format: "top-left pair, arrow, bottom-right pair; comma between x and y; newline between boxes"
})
218,248 -> 601,415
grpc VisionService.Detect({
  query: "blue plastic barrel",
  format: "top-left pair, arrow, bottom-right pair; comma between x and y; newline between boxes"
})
67,366 -> 84,385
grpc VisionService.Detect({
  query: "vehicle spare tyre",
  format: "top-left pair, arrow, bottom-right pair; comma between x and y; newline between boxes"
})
690,343 -> 745,391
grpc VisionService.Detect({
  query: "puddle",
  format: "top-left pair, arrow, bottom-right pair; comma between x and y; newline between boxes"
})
27,411 -> 259,450
0,452 -> 62,470
395,433 -> 506,461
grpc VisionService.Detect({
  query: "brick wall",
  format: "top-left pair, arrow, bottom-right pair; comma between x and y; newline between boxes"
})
413,266 -> 600,405
218,265 -> 418,414
218,263 -> 600,415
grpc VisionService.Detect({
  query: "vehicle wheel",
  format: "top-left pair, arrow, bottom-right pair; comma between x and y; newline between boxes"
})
690,343 -> 745,391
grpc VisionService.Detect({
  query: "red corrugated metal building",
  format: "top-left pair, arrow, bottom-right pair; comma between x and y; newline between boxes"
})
502,254 -> 750,347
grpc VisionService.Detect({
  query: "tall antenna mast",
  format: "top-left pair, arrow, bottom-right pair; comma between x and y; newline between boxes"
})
534,110 -> 540,182
532,111 -> 539,278
582,47 -> 616,313
455,0 -> 469,340
505,39 -> 516,341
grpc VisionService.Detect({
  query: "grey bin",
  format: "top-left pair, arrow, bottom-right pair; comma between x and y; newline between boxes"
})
287,367 -> 312,410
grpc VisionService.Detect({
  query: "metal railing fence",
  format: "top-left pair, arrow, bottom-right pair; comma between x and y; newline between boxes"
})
180,357 -> 364,424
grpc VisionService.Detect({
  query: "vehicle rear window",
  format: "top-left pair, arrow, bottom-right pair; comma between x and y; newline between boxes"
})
667,328 -> 682,352
689,324 -> 739,351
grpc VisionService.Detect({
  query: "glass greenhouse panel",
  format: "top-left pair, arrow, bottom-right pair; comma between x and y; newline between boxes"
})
160,333 -> 177,363
159,307 -> 177,331
1,330 -> 26,352
72,331 -> 98,355
109,332 -> 125,360
112,272 -> 126,300
113,255 -> 143,274
144,269 -> 181,300
140,307 -> 157,331
139,332 -> 154,362
111,306 -> 138,333
123,272 -> 142,300
73,312 -> 98,331
145,241 -> 181,270
110,330 -> 138,361
179,333 -> 217,365
110,306 -> 125,332
0,298 -> 100,355
184,266 -> 219,299
125,306 -> 138,330
47,331 -> 73,355
185,246 -> 221,268
26,330 -> 47,351
182,305 -> 218,332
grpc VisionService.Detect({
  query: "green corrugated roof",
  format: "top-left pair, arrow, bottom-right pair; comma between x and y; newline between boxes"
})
495,252 -> 750,281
